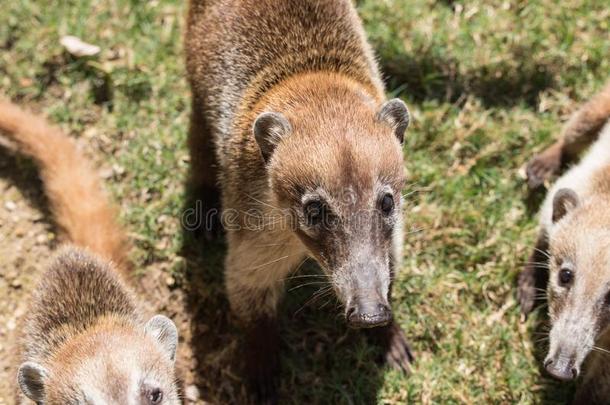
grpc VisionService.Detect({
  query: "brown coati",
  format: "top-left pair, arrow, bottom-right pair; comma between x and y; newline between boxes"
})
0,99 -> 180,404
517,83 -> 610,403
185,0 -> 413,401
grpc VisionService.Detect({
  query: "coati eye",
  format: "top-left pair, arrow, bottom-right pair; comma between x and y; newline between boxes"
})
304,200 -> 325,226
149,388 -> 163,404
142,386 -> 163,404
558,268 -> 573,286
380,193 -> 394,216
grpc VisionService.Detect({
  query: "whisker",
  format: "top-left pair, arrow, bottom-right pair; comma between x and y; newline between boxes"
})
592,346 -> 610,357
245,193 -> 281,210
406,227 -> 426,236
293,286 -> 333,316
281,274 -> 330,282
520,261 -> 550,268
248,255 -> 291,271
533,247 -> 551,260
288,281 -> 332,292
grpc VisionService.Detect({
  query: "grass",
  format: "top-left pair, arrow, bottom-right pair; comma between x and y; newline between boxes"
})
1,0 -> 609,403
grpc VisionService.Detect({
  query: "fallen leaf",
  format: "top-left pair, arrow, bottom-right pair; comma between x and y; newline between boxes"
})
60,35 -> 101,57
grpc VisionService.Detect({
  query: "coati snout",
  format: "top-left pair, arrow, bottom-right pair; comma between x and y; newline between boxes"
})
258,98 -> 409,328
544,188 -> 610,381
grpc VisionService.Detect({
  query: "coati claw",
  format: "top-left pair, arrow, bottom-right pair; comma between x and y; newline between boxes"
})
369,320 -> 415,373
526,145 -> 562,189
252,376 -> 279,405
244,317 -> 280,405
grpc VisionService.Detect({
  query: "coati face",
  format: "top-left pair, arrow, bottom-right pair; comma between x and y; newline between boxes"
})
18,315 -> 179,405
544,188 -> 610,381
254,98 -> 409,328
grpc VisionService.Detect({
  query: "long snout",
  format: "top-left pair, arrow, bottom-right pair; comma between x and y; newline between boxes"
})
346,298 -> 392,329
544,349 -> 579,381
335,250 -> 392,328
544,311 -> 596,382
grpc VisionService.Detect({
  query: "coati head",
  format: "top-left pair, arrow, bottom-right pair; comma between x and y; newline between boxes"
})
544,188 -> 610,381
18,315 -> 179,404
254,84 -> 409,329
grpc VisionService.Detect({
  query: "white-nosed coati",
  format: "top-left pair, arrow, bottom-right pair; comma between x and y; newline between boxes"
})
185,0 -> 413,401
0,98 -> 180,404
518,80 -> 610,403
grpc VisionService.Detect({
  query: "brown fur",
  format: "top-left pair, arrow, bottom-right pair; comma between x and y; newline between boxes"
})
15,249 -> 179,404
186,0 -> 412,401
526,79 -> 610,189
0,99 -> 179,404
186,0 -> 401,318
0,98 -> 130,272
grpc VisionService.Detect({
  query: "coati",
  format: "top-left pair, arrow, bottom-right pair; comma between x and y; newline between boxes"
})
0,98 -> 180,404
517,81 -> 610,403
185,0 -> 413,401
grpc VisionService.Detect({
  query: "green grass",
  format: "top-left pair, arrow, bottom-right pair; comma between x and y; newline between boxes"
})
1,0 -> 609,403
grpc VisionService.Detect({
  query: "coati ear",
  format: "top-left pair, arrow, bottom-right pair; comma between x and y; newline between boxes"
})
18,362 -> 49,403
552,188 -> 579,223
145,315 -> 179,362
376,98 -> 410,144
253,112 -> 292,163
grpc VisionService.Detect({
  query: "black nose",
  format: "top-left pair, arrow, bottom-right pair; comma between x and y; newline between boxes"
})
544,357 -> 578,381
346,303 -> 392,329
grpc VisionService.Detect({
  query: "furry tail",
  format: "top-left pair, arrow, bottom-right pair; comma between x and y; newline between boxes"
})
0,98 -> 130,272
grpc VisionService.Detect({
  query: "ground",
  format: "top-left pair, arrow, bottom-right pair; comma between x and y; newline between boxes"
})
0,0 -> 609,404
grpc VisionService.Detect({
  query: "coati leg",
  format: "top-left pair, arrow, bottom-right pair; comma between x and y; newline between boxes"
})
367,320 -> 415,373
366,248 -> 414,373
187,97 -> 222,239
225,232 -> 306,404
573,375 -> 610,405
526,131 -> 597,190
527,82 -> 610,189
517,233 -> 549,317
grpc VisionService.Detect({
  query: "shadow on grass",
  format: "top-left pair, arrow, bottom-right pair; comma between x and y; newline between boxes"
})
380,50 -> 556,108
179,192 -> 386,404
0,145 -> 53,224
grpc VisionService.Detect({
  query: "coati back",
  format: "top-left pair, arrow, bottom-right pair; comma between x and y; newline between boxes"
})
186,1 -> 413,401
518,81 -> 610,403
0,99 -> 180,404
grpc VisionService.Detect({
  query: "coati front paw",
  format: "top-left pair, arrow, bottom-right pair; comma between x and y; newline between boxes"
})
249,366 -> 279,405
244,317 -> 280,405
526,144 -> 562,189
369,320 -> 415,374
